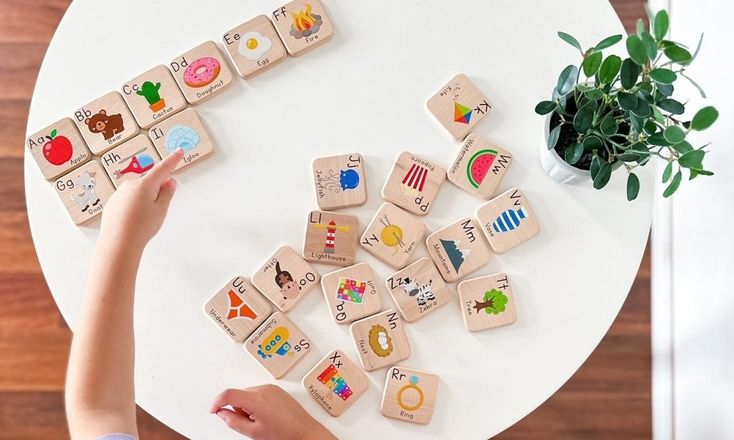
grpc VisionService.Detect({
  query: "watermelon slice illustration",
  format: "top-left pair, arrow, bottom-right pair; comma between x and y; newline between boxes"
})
466,149 -> 498,188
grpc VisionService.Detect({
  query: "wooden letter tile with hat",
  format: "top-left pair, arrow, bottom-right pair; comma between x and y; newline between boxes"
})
244,312 -> 312,378
27,117 -> 91,180
312,153 -> 367,210
251,246 -> 320,312
385,257 -> 451,322
361,202 -> 425,269
426,73 -> 491,140
149,108 -> 215,172
381,366 -> 439,424
303,210 -> 359,266
100,134 -> 161,188
321,263 -> 382,325
448,133 -> 512,199
223,15 -> 287,78
457,273 -> 517,331
169,41 -> 234,105
271,0 -> 334,56
204,276 -> 272,342
425,217 -> 492,282
54,160 -> 115,225
474,188 -> 540,253
381,151 -> 446,216
73,92 -> 140,154
302,349 -> 369,417
349,309 -> 411,371
121,64 -> 187,129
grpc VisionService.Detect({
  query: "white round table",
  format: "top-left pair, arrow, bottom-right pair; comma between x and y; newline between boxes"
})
26,1 -> 653,438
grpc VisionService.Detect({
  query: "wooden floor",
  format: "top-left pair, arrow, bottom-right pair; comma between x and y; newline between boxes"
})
0,1 -> 650,438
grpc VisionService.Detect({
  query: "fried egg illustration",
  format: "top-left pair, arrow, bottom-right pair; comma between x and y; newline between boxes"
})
239,31 -> 272,61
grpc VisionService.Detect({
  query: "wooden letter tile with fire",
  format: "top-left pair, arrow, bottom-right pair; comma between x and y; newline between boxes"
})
271,0 -> 334,57
303,210 -> 359,266
448,133 -> 512,199
320,263 -> 383,325
251,246 -> 320,312
381,151 -> 446,217
349,309 -> 411,371
244,312 -> 312,379
381,366 -> 439,425
426,73 -> 491,141
361,202 -> 425,269
425,217 -> 492,282
312,153 -> 367,210
385,257 -> 452,322
302,349 -> 369,417
457,273 -> 517,331
474,188 -> 540,253
100,134 -> 161,188
204,276 -> 272,342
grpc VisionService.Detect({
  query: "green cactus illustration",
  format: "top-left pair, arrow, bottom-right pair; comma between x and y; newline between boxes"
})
136,81 -> 166,112
472,288 -> 508,315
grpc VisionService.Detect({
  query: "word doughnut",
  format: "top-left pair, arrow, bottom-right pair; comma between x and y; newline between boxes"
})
184,57 -> 221,88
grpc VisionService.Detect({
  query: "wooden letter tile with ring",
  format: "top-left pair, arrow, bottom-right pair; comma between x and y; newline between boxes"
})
381,366 -> 439,424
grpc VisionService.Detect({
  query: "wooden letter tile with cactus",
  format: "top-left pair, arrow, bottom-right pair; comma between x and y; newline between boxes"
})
121,64 -> 187,129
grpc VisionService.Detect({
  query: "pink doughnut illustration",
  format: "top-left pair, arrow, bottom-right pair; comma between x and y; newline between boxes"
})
183,57 -> 221,88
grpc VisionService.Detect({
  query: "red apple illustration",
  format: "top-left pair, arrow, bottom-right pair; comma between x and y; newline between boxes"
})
43,129 -> 73,165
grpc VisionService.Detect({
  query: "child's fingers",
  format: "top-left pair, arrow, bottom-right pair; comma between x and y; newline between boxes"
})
209,388 -> 259,414
215,408 -> 259,437
145,149 -> 184,189
155,177 -> 177,206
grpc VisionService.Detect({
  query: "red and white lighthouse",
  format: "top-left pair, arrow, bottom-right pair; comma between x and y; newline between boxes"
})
324,220 -> 337,254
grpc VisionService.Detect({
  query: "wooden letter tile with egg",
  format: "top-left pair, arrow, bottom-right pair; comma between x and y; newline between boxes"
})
349,309 -> 411,371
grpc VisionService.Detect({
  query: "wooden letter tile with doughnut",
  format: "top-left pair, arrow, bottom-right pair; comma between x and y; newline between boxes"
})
349,309 -> 411,371
272,0 -> 335,56
204,276 -> 272,343
302,349 -> 369,417
121,65 -> 187,129
72,91 -> 140,155
148,108 -> 215,172
425,217 -> 492,282
360,202 -> 425,269
381,366 -> 439,424
426,73 -> 492,141
244,312 -> 313,379
474,188 -> 540,253
448,133 -> 513,199
223,15 -> 287,79
251,246 -> 320,312
312,153 -> 367,210
27,117 -> 91,180
170,41 -> 234,105
54,160 -> 116,225
381,151 -> 446,216
385,257 -> 452,322
321,263 -> 383,325
457,273 -> 517,331
100,134 -> 161,188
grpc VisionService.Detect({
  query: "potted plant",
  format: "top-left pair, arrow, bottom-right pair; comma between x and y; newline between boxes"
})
535,10 -> 718,200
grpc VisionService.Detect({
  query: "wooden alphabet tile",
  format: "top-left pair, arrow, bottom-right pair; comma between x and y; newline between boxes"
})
426,74 -> 491,140
474,188 -> 540,253
381,366 -> 439,424
121,65 -> 187,129
448,133 -> 512,199
170,41 -> 234,105
349,309 -> 411,371
204,276 -> 272,343
303,210 -> 359,266
360,202 -> 425,269
251,246 -> 320,312
425,217 -> 492,282
149,108 -> 215,172
244,311 -> 312,379
223,15 -> 287,79
381,151 -> 446,216
100,134 -> 161,188
54,160 -> 115,225
385,257 -> 451,322
312,153 -> 367,210
321,263 -> 383,325
302,349 -> 369,417
27,117 -> 91,180
457,273 -> 517,331
73,92 -> 139,154
271,0 -> 334,56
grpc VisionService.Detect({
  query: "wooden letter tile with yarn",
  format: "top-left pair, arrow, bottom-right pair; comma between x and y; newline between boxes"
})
385,257 -> 451,322
321,263 -> 383,325
251,246 -> 320,312
203,276 -> 272,343
360,202 -> 425,269
457,273 -> 517,331
349,309 -> 411,371
244,311 -> 312,378
381,366 -> 439,424
474,188 -> 540,253
448,133 -> 512,199
302,349 -> 369,417
425,217 -> 492,282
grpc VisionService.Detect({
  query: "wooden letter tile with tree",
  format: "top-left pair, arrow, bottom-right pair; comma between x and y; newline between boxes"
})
457,273 -> 517,331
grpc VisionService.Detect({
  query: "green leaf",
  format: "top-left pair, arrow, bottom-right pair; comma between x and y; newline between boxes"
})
663,170 -> 682,197
653,10 -> 669,41
657,83 -> 674,97
593,162 -> 613,189
617,91 -> 638,111
629,113 -> 645,134
631,99 -> 651,118
558,31 -> 582,51
547,124 -> 561,150
648,132 -> 671,146
573,106 -> 594,133
598,55 -> 622,84
535,101 -> 557,115
595,35 -> 623,51
584,88 -> 604,100
657,98 -> 684,115
690,168 -> 714,180
671,141 -> 693,154
556,65 -> 579,96
49,129 -> 57,138
641,32 -> 658,59
564,142 -> 584,165
636,19 -> 645,36
649,68 -> 677,84
583,135 -> 603,151
662,161 -> 673,183
690,106 -> 719,130
582,51 -> 603,77
590,154 -> 602,179
627,173 -> 640,200
678,150 -> 705,169
664,44 -> 693,64
643,120 -> 658,135
663,126 -> 686,144
600,116 -> 618,136
627,35 -> 648,65
621,58 -> 641,89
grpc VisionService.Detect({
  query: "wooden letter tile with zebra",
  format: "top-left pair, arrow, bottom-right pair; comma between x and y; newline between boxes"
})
321,263 -> 383,325
457,273 -> 517,331
385,258 -> 452,322
303,210 -> 360,266
474,188 -> 540,253
361,202 -> 426,269
381,151 -> 446,216
349,309 -> 412,371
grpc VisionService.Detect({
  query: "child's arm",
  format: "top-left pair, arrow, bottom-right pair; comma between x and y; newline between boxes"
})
65,150 -> 183,440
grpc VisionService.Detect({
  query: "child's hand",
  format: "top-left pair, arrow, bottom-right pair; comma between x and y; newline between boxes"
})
210,385 -> 337,440
98,149 -> 184,253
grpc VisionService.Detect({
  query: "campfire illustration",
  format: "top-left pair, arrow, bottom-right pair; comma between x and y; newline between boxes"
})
289,3 -> 323,39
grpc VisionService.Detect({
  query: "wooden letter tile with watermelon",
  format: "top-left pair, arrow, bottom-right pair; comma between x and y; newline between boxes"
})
27,117 -> 91,180
381,151 -> 446,217
426,74 -> 491,141
321,263 -> 383,325
204,276 -> 272,342
302,349 -> 369,417
457,273 -> 517,331
360,202 -> 425,269
425,217 -> 492,282
100,134 -> 161,188
448,134 -> 512,199
303,210 -> 360,266
474,188 -> 540,253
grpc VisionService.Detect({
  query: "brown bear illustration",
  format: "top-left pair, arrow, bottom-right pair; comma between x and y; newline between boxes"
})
85,109 -> 124,140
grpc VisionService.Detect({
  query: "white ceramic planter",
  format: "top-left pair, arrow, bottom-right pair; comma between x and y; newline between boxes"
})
540,115 -> 591,184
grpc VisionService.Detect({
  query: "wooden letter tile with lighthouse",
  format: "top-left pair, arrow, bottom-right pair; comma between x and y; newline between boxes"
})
203,276 -> 272,343
303,210 -> 359,267
474,188 -> 540,253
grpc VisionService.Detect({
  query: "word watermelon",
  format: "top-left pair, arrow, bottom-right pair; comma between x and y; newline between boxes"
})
466,149 -> 498,188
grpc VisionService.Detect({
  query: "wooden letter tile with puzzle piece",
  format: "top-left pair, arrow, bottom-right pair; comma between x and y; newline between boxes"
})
457,273 -> 517,331
73,92 -> 140,155
302,349 -> 369,417
350,309 -> 411,371
474,188 -> 540,253
303,210 -> 359,266
426,73 -> 491,140
272,0 -> 335,56
312,153 -> 367,210
204,276 -> 272,342
385,257 -> 452,322
448,133 -> 512,199
223,15 -> 287,79
361,202 -> 425,269
381,151 -> 446,217
121,65 -> 187,129
321,263 -> 382,325
244,311 -> 312,379
425,217 -> 492,282
100,134 -> 161,188
170,41 -> 234,105
381,366 -> 439,425
27,117 -> 91,180
149,108 -> 215,172
54,160 -> 115,225
251,245 -> 320,312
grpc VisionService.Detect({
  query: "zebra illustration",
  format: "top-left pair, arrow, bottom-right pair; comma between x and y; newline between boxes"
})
401,277 -> 435,306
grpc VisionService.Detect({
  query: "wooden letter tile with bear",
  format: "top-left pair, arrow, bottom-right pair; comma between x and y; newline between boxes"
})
385,257 -> 451,322
204,276 -> 272,343
381,366 -> 439,424
223,15 -> 287,79
251,246 -> 320,312
425,217 -> 492,282
121,65 -> 187,129
360,202 -> 425,269
170,41 -> 234,105
303,210 -> 359,266
54,160 -> 115,225
302,349 -> 369,417
349,309 -> 411,371
244,312 -> 312,379
426,73 -> 491,140
100,134 -> 161,188
474,188 -> 540,253
149,108 -> 215,172
312,153 -> 367,210
27,117 -> 91,181
321,263 -> 383,325
457,273 -> 517,331
381,151 -> 446,217
73,92 -> 139,155
448,133 -> 512,199
271,0 -> 334,56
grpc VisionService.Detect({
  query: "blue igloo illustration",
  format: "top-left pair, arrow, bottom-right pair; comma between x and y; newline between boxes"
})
166,125 -> 201,153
